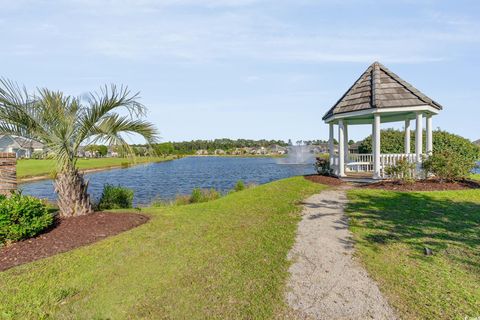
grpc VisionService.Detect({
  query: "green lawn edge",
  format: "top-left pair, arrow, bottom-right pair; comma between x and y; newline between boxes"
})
0,176 -> 325,319
346,188 -> 480,320
16,156 -> 175,179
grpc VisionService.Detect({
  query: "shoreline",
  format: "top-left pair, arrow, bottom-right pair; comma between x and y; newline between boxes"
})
18,157 -> 177,183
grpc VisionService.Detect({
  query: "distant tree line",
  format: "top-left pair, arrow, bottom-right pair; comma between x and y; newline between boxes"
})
145,139 -> 289,155
88,138 -> 348,157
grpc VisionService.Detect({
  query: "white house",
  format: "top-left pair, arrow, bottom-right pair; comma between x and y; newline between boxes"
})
0,135 -> 45,158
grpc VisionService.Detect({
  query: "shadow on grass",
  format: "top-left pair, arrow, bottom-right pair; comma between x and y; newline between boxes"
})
347,190 -> 480,270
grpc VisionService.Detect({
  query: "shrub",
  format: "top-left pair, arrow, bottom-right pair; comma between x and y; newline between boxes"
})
358,128 -> 407,154
358,129 -> 480,160
31,151 -> 45,159
190,188 -> 220,203
314,157 -> 333,176
384,158 -> 416,183
234,180 -> 245,192
422,150 -> 475,181
431,130 -> 480,163
97,184 -> 134,210
0,193 -> 53,244
150,188 -> 222,207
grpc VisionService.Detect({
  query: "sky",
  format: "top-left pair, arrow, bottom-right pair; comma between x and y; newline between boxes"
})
1,0 -> 479,143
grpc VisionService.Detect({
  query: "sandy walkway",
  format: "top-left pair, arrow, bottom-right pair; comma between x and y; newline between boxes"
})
286,186 -> 397,320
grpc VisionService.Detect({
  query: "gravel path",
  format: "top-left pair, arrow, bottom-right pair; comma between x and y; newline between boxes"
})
286,186 -> 397,320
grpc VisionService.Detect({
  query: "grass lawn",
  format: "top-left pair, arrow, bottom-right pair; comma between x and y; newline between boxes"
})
347,188 -> 480,320
0,177 -> 325,319
471,173 -> 480,181
17,156 -> 174,179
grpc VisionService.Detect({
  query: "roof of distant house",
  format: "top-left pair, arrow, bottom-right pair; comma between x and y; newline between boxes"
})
323,61 -> 443,120
0,134 -> 44,149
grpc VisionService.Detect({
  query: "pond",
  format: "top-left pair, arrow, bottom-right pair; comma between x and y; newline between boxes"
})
19,156 -> 315,206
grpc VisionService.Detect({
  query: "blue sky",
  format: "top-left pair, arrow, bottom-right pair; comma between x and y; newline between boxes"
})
1,0 -> 479,143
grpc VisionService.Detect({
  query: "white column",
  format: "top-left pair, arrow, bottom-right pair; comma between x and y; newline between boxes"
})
373,114 -> 381,179
338,120 -> 345,177
415,112 -> 423,163
404,120 -> 411,154
343,123 -> 349,164
426,114 -> 433,155
328,123 -> 334,167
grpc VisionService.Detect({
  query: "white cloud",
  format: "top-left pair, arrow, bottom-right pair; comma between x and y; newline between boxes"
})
0,1 -> 478,64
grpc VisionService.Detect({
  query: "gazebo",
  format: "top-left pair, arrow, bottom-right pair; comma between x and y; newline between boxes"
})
322,62 -> 443,179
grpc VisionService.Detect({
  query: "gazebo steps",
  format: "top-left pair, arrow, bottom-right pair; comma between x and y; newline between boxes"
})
341,174 -> 377,184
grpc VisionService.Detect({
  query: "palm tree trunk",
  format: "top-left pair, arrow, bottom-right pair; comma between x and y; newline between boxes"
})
54,168 -> 93,217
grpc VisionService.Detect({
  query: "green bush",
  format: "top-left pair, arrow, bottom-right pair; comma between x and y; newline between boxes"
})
358,129 -> 479,178
150,188 -> 222,207
422,150 -> 475,181
384,158 -> 416,183
358,128 -> 406,154
234,180 -> 245,192
314,157 -> 333,176
31,151 -> 46,159
431,130 -> 480,162
358,129 -> 480,160
0,193 -> 53,244
97,184 -> 134,210
190,188 -> 220,203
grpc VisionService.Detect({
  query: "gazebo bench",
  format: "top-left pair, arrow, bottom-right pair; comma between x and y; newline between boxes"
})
346,161 -> 372,172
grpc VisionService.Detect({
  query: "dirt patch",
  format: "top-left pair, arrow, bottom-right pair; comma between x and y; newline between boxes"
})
0,212 -> 149,272
363,179 -> 480,191
304,174 -> 344,186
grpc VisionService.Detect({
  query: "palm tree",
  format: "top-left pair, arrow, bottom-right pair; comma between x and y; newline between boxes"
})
0,79 -> 158,217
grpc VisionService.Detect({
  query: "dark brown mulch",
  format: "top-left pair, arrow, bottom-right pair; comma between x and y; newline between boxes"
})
304,174 -> 344,186
362,179 -> 480,191
0,212 -> 149,272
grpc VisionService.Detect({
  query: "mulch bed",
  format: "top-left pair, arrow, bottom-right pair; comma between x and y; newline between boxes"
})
0,212 -> 149,272
304,174 -> 344,186
362,179 -> 480,191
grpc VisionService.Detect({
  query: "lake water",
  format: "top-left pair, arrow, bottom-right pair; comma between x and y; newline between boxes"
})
19,157 -> 315,206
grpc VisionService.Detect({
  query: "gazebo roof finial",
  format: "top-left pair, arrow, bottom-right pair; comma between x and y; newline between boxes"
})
322,62 -> 442,121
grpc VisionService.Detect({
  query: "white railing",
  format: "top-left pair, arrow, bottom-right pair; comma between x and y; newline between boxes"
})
379,153 -> 417,178
332,153 -> 424,178
346,153 -> 373,172
342,153 -> 420,177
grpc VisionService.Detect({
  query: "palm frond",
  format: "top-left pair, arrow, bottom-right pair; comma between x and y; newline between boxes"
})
75,84 -> 156,154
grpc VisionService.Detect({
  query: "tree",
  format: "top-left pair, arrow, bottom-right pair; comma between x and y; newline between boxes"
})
358,128 -> 406,154
154,142 -> 174,155
0,80 -> 158,217
85,144 -> 108,157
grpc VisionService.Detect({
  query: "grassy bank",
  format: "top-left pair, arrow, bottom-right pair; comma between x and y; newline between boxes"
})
471,173 -> 480,181
347,188 -> 480,319
0,177 -> 325,319
17,156 -> 175,179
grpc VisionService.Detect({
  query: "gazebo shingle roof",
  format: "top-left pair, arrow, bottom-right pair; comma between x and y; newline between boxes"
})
323,62 -> 443,120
